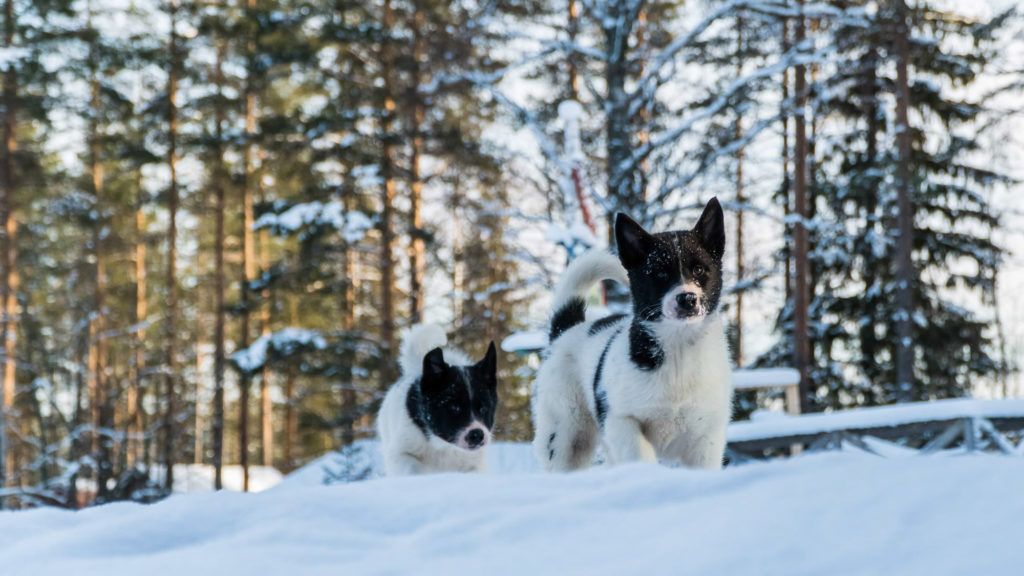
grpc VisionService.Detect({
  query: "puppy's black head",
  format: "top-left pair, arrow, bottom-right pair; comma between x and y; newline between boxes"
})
416,343 -> 498,450
615,197 -> 725,324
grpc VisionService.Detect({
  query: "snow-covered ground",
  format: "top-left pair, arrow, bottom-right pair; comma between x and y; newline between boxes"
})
2,452 -> 1022,575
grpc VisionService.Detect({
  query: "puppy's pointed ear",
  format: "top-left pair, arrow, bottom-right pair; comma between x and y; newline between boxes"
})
615,212 -> 655,269
695,197 -> 725,259
476,342 -> 498,390
422,347 -> 447,380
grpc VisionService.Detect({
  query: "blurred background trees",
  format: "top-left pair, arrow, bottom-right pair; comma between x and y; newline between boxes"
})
0,0 -> 1019,508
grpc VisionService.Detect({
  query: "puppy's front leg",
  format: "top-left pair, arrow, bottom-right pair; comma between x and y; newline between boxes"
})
604,416 -> 657,465
387,452 -> 424,476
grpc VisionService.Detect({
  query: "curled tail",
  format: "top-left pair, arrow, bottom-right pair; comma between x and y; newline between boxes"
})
399,323 -> 447,377
549,250 -> 629,343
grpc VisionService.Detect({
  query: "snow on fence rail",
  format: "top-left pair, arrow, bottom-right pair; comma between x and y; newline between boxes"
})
728,398 -> 1024,460
732,368 -> 802,416
731,368 -> 800,389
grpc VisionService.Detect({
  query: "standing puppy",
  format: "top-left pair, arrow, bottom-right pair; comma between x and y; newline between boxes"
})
378,324 -> 498,476
532,198 -> 732,471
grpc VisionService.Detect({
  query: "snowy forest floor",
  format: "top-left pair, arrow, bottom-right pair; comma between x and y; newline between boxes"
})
1,452 -> 1022,575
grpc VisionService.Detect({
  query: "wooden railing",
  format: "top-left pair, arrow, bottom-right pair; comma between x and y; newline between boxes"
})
727,398 -> 1024,461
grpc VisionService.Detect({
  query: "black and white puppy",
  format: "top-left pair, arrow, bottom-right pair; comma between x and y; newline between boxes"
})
378,324 -> 498,476
532,197 -> 732,471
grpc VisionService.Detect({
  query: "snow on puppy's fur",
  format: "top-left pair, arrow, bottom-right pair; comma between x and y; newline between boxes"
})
532,198 -> 733,471
377,324 -> 498,476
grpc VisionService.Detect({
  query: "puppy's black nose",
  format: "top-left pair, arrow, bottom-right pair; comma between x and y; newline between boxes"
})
466,429 -> 485,448
676,292 -> 698,312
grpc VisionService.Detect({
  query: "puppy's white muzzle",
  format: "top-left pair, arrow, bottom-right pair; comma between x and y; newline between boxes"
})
457,422 -> 491,451
661,283 -> 707,323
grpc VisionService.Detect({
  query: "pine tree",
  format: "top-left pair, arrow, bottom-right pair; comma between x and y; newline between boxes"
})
761,0 -> 1014,409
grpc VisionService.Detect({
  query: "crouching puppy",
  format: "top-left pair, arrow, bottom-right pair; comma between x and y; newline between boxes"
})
532,197 -> 733,471
378,324 -> 498,476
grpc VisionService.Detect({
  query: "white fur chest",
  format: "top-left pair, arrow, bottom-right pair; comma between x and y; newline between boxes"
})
601,315 -> 732,452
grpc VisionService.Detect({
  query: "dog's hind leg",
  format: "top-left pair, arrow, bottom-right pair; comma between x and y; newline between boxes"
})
532,368 -> 597,472
533,409 -> 597,472
566,411 -> 599,470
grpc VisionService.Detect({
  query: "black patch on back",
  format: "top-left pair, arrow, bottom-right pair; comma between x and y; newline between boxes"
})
592,328 -> 622,428
548,432 -> 556,461
550,297 -> 586,342
629,319 -> 664,371
409,347 -> 499,445
588,314 -> 626,336
405,384 -> 428,435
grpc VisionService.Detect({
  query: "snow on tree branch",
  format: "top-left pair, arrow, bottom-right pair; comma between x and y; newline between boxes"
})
255,201 -> 373,243
232,328 -> 329,373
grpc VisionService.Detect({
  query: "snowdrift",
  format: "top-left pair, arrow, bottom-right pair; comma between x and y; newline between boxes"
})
281,440 -> 538,486
2,453 -> 1022,575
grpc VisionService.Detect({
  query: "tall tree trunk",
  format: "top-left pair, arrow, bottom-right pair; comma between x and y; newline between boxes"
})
0,0 -> 16,508
283,362 -> 295,471
23,327 -> 46,491
603,2 -> 641,223
130,173 -> 146,470
407,0 -> 425,325
87,1 -> 111,502
893,0 -> 915,402
283,297 -> 297,469
239,0 -> 258,490
792,2 -> 811,414
992,264 -> 1009,397
339,170 -> 356,446
163,0 -> 180,491
194,250 -> 205,465
68,335 -> 87,508
212,158 -> 226,487
259,223 -> 271,468
450,181 -> 462,328
257,159 -> 271,468
567,0 -> 579,98
859,48 -> 881,387
378,0 -> 397,389
634,8 -> 649,202
239,157 -> 253,492
780,17 -> 791,302
211,0 -> 227,490
733,16 -> 745,368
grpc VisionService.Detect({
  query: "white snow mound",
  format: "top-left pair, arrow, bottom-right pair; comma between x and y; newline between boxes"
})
1,454 -> 1022,575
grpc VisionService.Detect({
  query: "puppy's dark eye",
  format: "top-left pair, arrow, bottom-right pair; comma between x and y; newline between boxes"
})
693,264 -> 705,278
